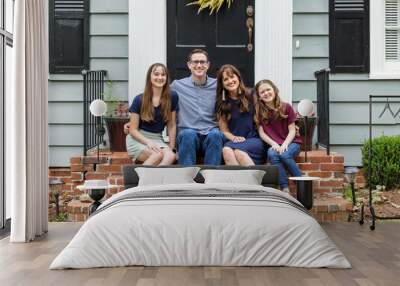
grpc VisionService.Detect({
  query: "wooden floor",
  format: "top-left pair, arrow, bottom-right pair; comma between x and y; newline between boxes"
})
0,222 -> 399,286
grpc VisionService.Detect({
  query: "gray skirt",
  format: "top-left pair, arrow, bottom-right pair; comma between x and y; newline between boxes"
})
126,130 -> 168,160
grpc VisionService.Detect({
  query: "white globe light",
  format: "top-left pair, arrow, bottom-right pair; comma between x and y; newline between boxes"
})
89,99 -> 107,117
297,99 -> 314,116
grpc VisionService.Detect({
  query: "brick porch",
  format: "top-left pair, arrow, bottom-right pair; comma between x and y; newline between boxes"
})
48,150 -> 357,222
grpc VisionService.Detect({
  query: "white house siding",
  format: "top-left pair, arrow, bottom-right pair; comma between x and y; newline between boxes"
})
48,0 -> 129,166
49,0 -> 400,167
293,0 -> 400,166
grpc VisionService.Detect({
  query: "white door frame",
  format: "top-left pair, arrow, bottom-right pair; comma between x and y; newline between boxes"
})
129,0 -> 292,103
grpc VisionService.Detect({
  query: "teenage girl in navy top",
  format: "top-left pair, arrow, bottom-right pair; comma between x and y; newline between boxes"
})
215,64 -> 266,165
126,63 -> 178,165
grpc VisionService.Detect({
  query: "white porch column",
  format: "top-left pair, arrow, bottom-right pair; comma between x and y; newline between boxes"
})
129,0 -> 167,103
255,0 -> 292,103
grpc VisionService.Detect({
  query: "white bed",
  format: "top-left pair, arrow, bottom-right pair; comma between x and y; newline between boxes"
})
50,182 -> 351,269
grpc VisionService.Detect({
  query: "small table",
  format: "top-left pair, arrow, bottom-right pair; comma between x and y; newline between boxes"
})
77,180 -> 120,214
289,176 -> 320,210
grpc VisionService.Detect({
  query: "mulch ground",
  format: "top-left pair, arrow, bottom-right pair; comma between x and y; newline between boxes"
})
351,189 -> 400,221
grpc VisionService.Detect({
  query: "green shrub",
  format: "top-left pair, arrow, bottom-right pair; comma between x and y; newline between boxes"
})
362,135 -> 400,190
343,184 -> 353,203
55,212 -> 68,222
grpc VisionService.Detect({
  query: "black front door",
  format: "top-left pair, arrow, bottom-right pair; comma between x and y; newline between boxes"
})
167,0 -> 255,86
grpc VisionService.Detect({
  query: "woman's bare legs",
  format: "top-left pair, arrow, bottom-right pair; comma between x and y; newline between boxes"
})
136,148 -> 163,165
159,148 -> 176,165
222,147 -> 239,165
234,149 -> 255,166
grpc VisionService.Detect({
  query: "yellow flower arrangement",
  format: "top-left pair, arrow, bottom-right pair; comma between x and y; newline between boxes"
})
187,0 -> 234,14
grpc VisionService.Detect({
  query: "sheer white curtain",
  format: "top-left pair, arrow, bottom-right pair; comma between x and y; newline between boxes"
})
7,0 -> 48,242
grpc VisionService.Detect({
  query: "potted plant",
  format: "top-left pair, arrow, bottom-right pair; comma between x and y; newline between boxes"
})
296,111 -> 317,151
103,81 -> 130,152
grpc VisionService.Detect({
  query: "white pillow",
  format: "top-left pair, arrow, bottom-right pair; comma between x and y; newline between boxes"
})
135,167 -> 200,186
200,169 -> 266,185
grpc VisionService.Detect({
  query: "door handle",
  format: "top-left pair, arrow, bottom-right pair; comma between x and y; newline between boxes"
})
247,5 -> 254,17
246,17 -> 254,52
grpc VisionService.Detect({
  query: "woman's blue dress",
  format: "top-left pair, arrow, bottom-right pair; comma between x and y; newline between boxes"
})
224,98 -> 266,164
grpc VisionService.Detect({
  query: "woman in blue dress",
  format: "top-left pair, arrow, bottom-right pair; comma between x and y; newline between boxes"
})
215,64 -> 266,165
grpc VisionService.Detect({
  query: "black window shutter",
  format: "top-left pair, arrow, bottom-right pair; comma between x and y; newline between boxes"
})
329,0 -> 370,73
49,0 -> 90,74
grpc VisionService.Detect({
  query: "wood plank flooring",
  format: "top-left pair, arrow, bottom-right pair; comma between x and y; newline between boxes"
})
0,222 -> 399,286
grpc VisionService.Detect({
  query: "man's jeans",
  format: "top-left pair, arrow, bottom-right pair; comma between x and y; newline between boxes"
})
267,143 -> 302,188
177,129 -> 223,165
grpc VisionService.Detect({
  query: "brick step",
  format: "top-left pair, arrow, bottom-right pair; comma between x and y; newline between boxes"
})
48,167 -> 71,177
66,196 -> 352,223
50,149 -> 362,222
69,151 -> 347,194
311,196 -> 352,222
67,200 -> 91,222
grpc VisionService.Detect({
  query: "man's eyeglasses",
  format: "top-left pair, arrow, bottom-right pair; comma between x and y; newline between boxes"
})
190,60 -> 208,66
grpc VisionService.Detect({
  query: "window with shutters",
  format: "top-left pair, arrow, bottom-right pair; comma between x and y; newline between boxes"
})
385,0 -> 400,60
49,0 -> 89,74
370,0 -> 400,78
329,0 -> 370,73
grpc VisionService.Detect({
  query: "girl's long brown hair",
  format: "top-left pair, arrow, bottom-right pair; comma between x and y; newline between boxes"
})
140,63 -> 172,123
215,64 -> 251,121
254,79 -> 288,127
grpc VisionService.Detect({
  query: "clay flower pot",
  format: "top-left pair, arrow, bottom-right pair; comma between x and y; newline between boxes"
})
104,117 -> 130,152
296,116 -> 317,151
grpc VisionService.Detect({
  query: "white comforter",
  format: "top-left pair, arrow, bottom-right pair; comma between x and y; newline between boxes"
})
50,183 -> 351,269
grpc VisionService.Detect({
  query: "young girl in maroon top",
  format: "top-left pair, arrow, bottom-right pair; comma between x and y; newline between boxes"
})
255,79 -> 302,192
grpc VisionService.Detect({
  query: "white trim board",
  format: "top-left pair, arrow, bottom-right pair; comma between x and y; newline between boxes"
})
255,0 -> 292,103
129,0 -> 292,103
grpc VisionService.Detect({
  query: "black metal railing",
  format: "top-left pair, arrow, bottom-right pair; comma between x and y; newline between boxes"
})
364,95 -> 400,230
82,70 -> 107,155
314,68 -> 330,155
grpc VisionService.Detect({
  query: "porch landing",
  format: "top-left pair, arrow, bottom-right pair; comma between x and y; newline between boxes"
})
49,151 -> 357,222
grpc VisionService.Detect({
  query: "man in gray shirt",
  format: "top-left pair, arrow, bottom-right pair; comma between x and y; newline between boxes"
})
171,49 -> 223,165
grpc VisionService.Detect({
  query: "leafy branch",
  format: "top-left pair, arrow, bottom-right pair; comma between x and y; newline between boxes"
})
102,80 -> 129,118
187,0 -> 234,15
